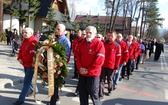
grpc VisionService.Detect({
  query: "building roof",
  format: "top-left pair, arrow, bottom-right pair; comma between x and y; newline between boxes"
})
75,15 -> 131,28
36,0 -> 69,18
36,0 -> 53,18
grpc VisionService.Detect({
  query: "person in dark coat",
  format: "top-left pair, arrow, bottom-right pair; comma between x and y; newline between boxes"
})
70,30 -> 77,45
149,38 -> 155,57
154,39 -> 164,61
5,29 -> 12,45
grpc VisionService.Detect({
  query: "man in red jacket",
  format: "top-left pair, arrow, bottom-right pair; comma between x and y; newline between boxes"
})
133,37 -> 141,71
99,31 -> 121,98
121,35 -> 136,80
113,33 -> 129,89
72,30 -> 86,96
72,29 -> 82,78
13,27 -> 38,105
76,26 -> 105,105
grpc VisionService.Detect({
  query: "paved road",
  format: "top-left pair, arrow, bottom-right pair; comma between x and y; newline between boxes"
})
0,42 -> 24,89
0,42 -> 168,105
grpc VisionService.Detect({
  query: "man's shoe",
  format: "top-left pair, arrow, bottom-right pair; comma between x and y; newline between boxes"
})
113,86 -> 117,90
74,90 -> 79,96
119,77 -> 123,81
13,101 -> 24,105
106,90 -> 112,96
56,100 -> 61,104
127,76 -> 129,80
99,96 -> 104,101
72,76 -> 78,79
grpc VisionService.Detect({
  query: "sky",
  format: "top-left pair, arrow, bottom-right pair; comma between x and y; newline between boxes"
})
69,0 -> 168,29
157,0 -> 168,29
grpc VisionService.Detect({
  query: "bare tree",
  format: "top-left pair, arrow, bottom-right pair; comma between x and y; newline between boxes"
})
121,0 -> 129,36
111,0 -> 121,31
68,0 -> 77,21
109,0 -> 115,31
126,0 -> 140,35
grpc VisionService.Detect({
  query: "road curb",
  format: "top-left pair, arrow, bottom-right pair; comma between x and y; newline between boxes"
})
1,78 -> 24,89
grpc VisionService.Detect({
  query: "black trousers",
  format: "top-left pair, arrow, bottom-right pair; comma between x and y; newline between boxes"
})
7,37 -> 11,45
121,59 -> 133,79
136,55 -> 141,69
99,67 -> 114,97
154,51 -> 161,61
73,57 -> 78,77
78,75 -> 99,105
50,86 -> 59,105
149,49 -> 153,57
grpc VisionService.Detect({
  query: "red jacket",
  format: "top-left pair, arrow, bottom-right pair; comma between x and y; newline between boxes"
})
76,38 -> 105,77
72,37 -> 83,56
103,41 -> 121,69
134,41 -> 141,58
17,35 -> 38,67
126,41 -> 136,60
118,40 -> 129,64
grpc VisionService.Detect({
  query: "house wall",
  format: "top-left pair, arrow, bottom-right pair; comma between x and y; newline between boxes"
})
30,20 -> 34,32
3,14 -> 35,34
3,14 -> 19,33
34,18 -> 43,33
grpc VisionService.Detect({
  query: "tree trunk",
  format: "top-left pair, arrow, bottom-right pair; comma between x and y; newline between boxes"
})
28,15 -> 30,27
112,0 -> 121,31
140,1 -> 145,38
122,0 -> 128,36
10,16 -> 12,31
28,1 -> 30,27
109,0 -> 115,31
0,0 -> 3,41
135,2 -> 142,37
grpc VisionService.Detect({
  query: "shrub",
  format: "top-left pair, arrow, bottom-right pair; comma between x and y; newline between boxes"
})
0,32 -> 6,42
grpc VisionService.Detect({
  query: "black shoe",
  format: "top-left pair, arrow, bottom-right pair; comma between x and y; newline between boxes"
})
99,96 -> 105,101
119,77 -> 124,81
10,53 -> 15,57
113,86 -> 117,90
74,91 -> 79,96
72,76 -> 78,79
106,91 -> 112,96
13,101 -> 24,105
127,76 -> 129,80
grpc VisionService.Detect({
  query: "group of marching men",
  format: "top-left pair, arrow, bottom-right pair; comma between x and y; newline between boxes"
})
70,26 -> 161,104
